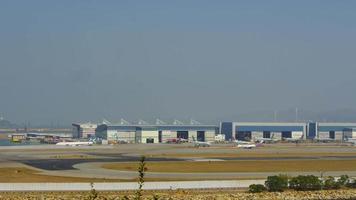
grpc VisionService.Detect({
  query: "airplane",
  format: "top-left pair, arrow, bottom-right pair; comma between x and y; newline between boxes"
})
283,134 -> 304,143
55,141 -> 94,146
177,138 -> 189,143
237,143 -> 257,149
192,136 -> 211,147
166,138 -> 188,144
232,136 -> 259,149
254,133 -> 279,143
232,138 -> 251,145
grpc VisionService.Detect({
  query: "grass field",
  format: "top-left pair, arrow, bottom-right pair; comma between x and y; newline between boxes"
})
0,168 -> 121,183
102,159 -> 356,173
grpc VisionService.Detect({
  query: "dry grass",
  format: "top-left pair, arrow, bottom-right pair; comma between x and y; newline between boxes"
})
0,167 -> 122,183
103,159 -> 356,173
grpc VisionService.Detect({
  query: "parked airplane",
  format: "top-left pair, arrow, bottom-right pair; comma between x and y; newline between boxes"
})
284,134 -> 304,143
192,136 -> 211,147
232,137 -> 259,149
232,138 -> 251,145
254,133 -> 279,143
55,141 -> 93,146
237,143 -> 257,149
166,138 -> 189,144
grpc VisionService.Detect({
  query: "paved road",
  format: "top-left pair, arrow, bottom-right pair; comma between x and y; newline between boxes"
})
0,180 -> 265,191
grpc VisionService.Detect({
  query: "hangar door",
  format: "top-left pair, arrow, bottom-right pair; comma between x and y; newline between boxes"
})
197,131 -> 205,141
329,131 -> 335,139
282,131 -> 292,138
236,131 -> 251,141
177,131 -> 189,139
158,131 -> 162,143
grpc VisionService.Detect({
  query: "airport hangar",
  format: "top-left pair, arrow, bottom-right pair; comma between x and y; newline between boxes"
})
220,122 -> 356,141
95,121 -> 218,144
72,122 -> 97,138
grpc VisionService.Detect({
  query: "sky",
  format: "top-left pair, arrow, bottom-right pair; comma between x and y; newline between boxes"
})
0,1 -> 356,126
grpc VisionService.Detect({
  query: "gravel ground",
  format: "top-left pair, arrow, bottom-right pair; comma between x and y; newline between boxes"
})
0,189 -> 356,200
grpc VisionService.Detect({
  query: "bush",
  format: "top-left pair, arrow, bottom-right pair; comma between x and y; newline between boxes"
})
265,175 -> 289,192
346,178 -> 356,188
324,176 -> 341,190
337,175 -> 350,186
249,184 -> 266,193
289,175 -> 322,191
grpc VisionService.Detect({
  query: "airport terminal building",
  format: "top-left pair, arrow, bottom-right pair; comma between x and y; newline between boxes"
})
312,122 -> 356,140
95,120 -> 218,144
220,122 -> 307,141
221,121 -> 356,141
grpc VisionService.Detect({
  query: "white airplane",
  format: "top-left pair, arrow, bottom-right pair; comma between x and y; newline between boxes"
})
177,138 -> 189,143
284,134 -> 304,143
232,137 -> 258,149
232,137 -> 253,144
237,143 -> 257,149
55,141 -> 93,146
254,133 -> 279,143
192,136 -> 211,147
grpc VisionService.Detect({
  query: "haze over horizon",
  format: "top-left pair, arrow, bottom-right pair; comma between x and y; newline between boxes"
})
1,1 -> 356,126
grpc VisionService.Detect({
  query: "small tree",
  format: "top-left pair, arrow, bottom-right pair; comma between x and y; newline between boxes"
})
289,175 -> 322,191
87,182 -> 98,200
346,178 -> 356,188
265,174 -> 289,192
337,175 -> 350,187
135,156 -> 147,200
249,184 -> 266,193
324,176 -> 341,190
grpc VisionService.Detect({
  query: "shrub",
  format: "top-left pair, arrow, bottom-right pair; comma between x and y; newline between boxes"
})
289,175 -> 322,191
346,178 -> 356,188
152,194 -> 160,200
249,184 -> 267,193
265,174 -> 289,192
337,175 -> 350,186
324,176 -> 341,190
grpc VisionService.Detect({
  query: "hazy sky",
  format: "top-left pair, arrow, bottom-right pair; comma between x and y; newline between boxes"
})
1,1 -> 356,125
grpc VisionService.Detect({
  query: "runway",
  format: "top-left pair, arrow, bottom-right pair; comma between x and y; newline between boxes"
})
0,180 -> 265,191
